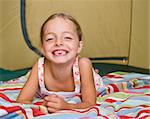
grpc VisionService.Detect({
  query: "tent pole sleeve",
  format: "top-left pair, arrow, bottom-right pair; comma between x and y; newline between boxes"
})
20,0 -> 43,56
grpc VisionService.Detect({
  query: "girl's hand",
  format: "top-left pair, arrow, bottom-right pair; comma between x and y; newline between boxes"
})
44,94 -> 68,113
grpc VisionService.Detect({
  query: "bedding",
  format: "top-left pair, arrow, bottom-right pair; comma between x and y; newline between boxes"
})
0,71 -> 149,119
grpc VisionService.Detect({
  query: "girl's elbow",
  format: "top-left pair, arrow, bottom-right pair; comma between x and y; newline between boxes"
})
86,100 -> 96,107
90,101 -> 96,106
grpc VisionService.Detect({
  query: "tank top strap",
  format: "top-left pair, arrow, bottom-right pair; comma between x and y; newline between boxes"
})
38,57 -> 45,89
72,56 -> 81,93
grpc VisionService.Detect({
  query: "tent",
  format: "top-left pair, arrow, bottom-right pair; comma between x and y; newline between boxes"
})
0,0 -> 149,118
0,0 -> 149,70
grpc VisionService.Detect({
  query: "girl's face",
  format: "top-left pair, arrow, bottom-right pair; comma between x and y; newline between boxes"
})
41,17 -> 83,64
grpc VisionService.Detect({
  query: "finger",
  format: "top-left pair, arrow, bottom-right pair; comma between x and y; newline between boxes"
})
44,95 -> 58,102
46,101 -> 57,108
51,94 -> 58,97
46,99 -> 65,109
47,107 -> 58,113
57,95 -> 64,100
46,94 -> 58,99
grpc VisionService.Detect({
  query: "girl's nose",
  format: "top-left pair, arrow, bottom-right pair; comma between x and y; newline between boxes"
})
55,39 -> 63,46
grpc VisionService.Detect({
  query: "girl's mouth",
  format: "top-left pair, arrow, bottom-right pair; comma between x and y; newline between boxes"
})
52,49 -> 69,56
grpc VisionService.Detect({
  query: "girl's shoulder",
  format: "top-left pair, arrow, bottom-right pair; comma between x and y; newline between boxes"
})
78,56 -> 92,66
78,57 -> 93,72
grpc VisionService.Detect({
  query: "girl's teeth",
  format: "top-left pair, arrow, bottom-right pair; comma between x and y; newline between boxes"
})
53,50 -> 67,56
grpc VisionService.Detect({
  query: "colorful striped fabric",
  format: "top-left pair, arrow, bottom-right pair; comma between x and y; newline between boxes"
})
0,71 -> 150,119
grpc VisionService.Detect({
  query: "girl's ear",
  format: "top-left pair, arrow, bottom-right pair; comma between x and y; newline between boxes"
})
77,41 -> 83,54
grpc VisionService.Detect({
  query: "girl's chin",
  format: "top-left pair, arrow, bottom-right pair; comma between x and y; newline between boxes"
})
51,57 -> 75,64
51,60 -> 69,65
51,56 -> 68,62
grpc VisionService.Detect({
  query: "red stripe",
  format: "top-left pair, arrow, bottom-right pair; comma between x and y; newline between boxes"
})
95,104 -> 101,106
34,102 -> 43,105
106,74 -> 122,78
32,108 -> 45,117
63,106 -> 102,116
115,105 -> 150,112
139,115 -> 150,119
105,99 -> 117,103
120,115 -> 150,119
109,84 -> 119,92
0,106 -> 28,119
0,87 -> 22,91
134,85 -> 150,89
68,106 -> 99,113
70,106 -> 109,119
0,93 -> 15,102
136,109 -> 150,118
119,115 -> 133,119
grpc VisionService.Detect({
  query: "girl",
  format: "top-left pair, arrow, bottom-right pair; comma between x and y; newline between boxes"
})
17,13 -> 103,113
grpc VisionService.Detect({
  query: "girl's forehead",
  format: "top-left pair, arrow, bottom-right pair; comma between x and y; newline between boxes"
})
44,17 -> 77,34
46,17 -> 75,28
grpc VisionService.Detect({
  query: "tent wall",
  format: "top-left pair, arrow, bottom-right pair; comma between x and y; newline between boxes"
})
128,0 -> 149,68
0,0 -> 149,70
0,0 -> 39,70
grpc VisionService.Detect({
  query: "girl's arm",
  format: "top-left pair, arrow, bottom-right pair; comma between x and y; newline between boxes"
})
68,57 -> 96,109
16,61 -> 39,104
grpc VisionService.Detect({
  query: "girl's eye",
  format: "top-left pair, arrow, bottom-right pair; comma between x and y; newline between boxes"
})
46,38 -> 54,41
64,37 -> 72,40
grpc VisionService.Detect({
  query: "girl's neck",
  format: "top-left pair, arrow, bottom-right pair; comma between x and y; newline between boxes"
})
45,58 -> 75,81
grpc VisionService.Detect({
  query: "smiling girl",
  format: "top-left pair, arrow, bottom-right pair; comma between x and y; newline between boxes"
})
17,13 -> 103,113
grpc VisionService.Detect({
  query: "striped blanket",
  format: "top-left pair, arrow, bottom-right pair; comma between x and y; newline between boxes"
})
0,71 -> 150,119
